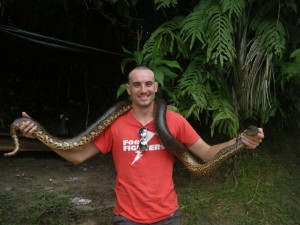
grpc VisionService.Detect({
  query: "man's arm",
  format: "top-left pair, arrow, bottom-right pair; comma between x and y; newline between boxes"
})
19,112 -> 101,165
51,142 -> 100,165
188,128 -> 264,162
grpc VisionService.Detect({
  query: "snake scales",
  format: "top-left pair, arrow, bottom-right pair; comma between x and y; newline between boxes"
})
5,98 -> 258,176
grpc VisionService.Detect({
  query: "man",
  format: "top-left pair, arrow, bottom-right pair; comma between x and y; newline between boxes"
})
19,66 -> 264,224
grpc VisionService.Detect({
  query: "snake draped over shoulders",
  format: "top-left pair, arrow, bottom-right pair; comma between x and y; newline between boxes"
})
5,98 -> 258,176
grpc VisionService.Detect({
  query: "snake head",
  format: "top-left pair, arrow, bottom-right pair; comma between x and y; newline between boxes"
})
245,125 -> 258,136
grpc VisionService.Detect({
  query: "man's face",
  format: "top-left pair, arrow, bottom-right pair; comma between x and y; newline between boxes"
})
126,69 -> 158,108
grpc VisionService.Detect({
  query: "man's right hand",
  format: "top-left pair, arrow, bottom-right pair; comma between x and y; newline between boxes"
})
19,112 -> 37,139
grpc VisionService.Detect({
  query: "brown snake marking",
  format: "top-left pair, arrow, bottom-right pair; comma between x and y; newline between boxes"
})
154,98 -> 258,176
5,98 -> 258,176
4,100 -> 132,156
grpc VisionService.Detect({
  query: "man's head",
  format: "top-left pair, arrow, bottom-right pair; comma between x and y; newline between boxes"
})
126,66 -> 158,108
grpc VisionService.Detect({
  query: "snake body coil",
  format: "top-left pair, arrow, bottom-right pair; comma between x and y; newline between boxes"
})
5,100 -> 132,156
5,98 -> 258,176
155,99 -> 258,176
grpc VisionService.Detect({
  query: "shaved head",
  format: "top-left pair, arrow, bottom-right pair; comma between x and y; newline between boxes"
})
128,66 -> 153,83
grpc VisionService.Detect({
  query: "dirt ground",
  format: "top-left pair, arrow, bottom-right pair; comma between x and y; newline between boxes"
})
1,125 -> 299,225
0,148 -> 117,224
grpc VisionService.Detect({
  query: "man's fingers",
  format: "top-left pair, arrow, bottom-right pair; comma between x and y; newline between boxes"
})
242,128 -> 264,149
21,112 -> 31,118
19,122 -> 37,139
23,123 -> 36,134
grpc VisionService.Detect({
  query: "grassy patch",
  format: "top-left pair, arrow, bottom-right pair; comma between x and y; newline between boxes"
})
22,192 -> 73,225
177,150 -> 300,225
0,191 -> 76,225
1,127 -> 299,225
0,192 -> 17,224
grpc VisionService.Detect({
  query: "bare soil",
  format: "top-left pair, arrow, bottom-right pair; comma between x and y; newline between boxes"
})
0,149 -> 117,224
1,125 -> 299,225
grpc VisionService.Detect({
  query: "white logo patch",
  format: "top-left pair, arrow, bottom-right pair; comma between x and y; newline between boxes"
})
121,131 -> 164,165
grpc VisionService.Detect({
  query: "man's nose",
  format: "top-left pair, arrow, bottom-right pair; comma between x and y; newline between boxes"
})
140,84 -> 147,93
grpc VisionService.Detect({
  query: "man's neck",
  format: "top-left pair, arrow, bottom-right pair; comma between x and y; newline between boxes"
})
131,102 -> 155,126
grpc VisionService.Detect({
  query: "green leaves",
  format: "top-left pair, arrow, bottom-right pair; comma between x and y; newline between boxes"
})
143,16 -> 186,58
120,47 -> 144,74
175,56 -> 209,118
290,48 -> 300,64
220,0 -> 246,20
118,16 -> 183,99
209,94 -> 239,137
256,20 -> 286,58
154,0 -> 178,10
174,56 -> 239,137
206,5 -> 236,66
150,59 -> 181,88
180,1 -> 237,66
180,0 -> 212,49
116,0 -> 296,136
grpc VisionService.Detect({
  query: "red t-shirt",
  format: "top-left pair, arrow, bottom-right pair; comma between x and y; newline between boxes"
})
92,110 -> 200,223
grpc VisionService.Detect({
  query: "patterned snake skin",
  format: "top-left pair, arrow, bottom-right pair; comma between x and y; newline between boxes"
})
154,99 -> 258,176
5,98 -> 258,176
4,100 -> 132,156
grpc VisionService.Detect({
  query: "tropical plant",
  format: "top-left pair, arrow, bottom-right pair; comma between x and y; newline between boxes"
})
275,48 -> 300,126
117,17 -> 184,100
123,0 -> 299,137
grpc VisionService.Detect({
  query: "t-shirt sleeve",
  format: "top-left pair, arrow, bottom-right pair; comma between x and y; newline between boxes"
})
92,126 -> 113,154
166,111 -> 200,146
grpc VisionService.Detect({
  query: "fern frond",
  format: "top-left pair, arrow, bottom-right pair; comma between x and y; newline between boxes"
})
206,5 -> 236,66
209,97 -> 239,137
256,19 -> 286,58
143,16 -> 185,59
280,62 -> 300,77
278,62 -> 300,90
174,55 -> 239,136
209,77 -> 239,137
180,0 -> 213,50
290,48 -> 300,63
220,0 -> 247,20
154,0 -> 178,10
249,1 -> 277,31
174,56 -> 210,119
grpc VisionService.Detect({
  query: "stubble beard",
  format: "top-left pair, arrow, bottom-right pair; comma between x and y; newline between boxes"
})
136,95 -> 155,108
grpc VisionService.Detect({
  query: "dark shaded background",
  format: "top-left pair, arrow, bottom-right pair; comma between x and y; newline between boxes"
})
0,1 -> 144,136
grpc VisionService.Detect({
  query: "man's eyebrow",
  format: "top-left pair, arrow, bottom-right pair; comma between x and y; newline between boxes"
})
131,80 -> 154,84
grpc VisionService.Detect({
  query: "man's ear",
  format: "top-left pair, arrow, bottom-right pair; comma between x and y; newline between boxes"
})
126,84 -> 131,95
155,82 -> 158,92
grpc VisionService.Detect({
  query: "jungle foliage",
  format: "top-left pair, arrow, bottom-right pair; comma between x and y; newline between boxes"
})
1,0 -> 300,137
119,0 -> 300,137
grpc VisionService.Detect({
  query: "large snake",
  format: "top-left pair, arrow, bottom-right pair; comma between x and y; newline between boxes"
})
4,98 -> 258,176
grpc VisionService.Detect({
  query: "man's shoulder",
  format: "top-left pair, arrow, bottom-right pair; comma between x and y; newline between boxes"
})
166,109 -> 185,120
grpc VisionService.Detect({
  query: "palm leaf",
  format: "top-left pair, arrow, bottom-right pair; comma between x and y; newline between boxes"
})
242,36 -> 273,114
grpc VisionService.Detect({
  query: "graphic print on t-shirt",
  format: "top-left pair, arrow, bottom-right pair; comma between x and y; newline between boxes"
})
122,130 -> 164,165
